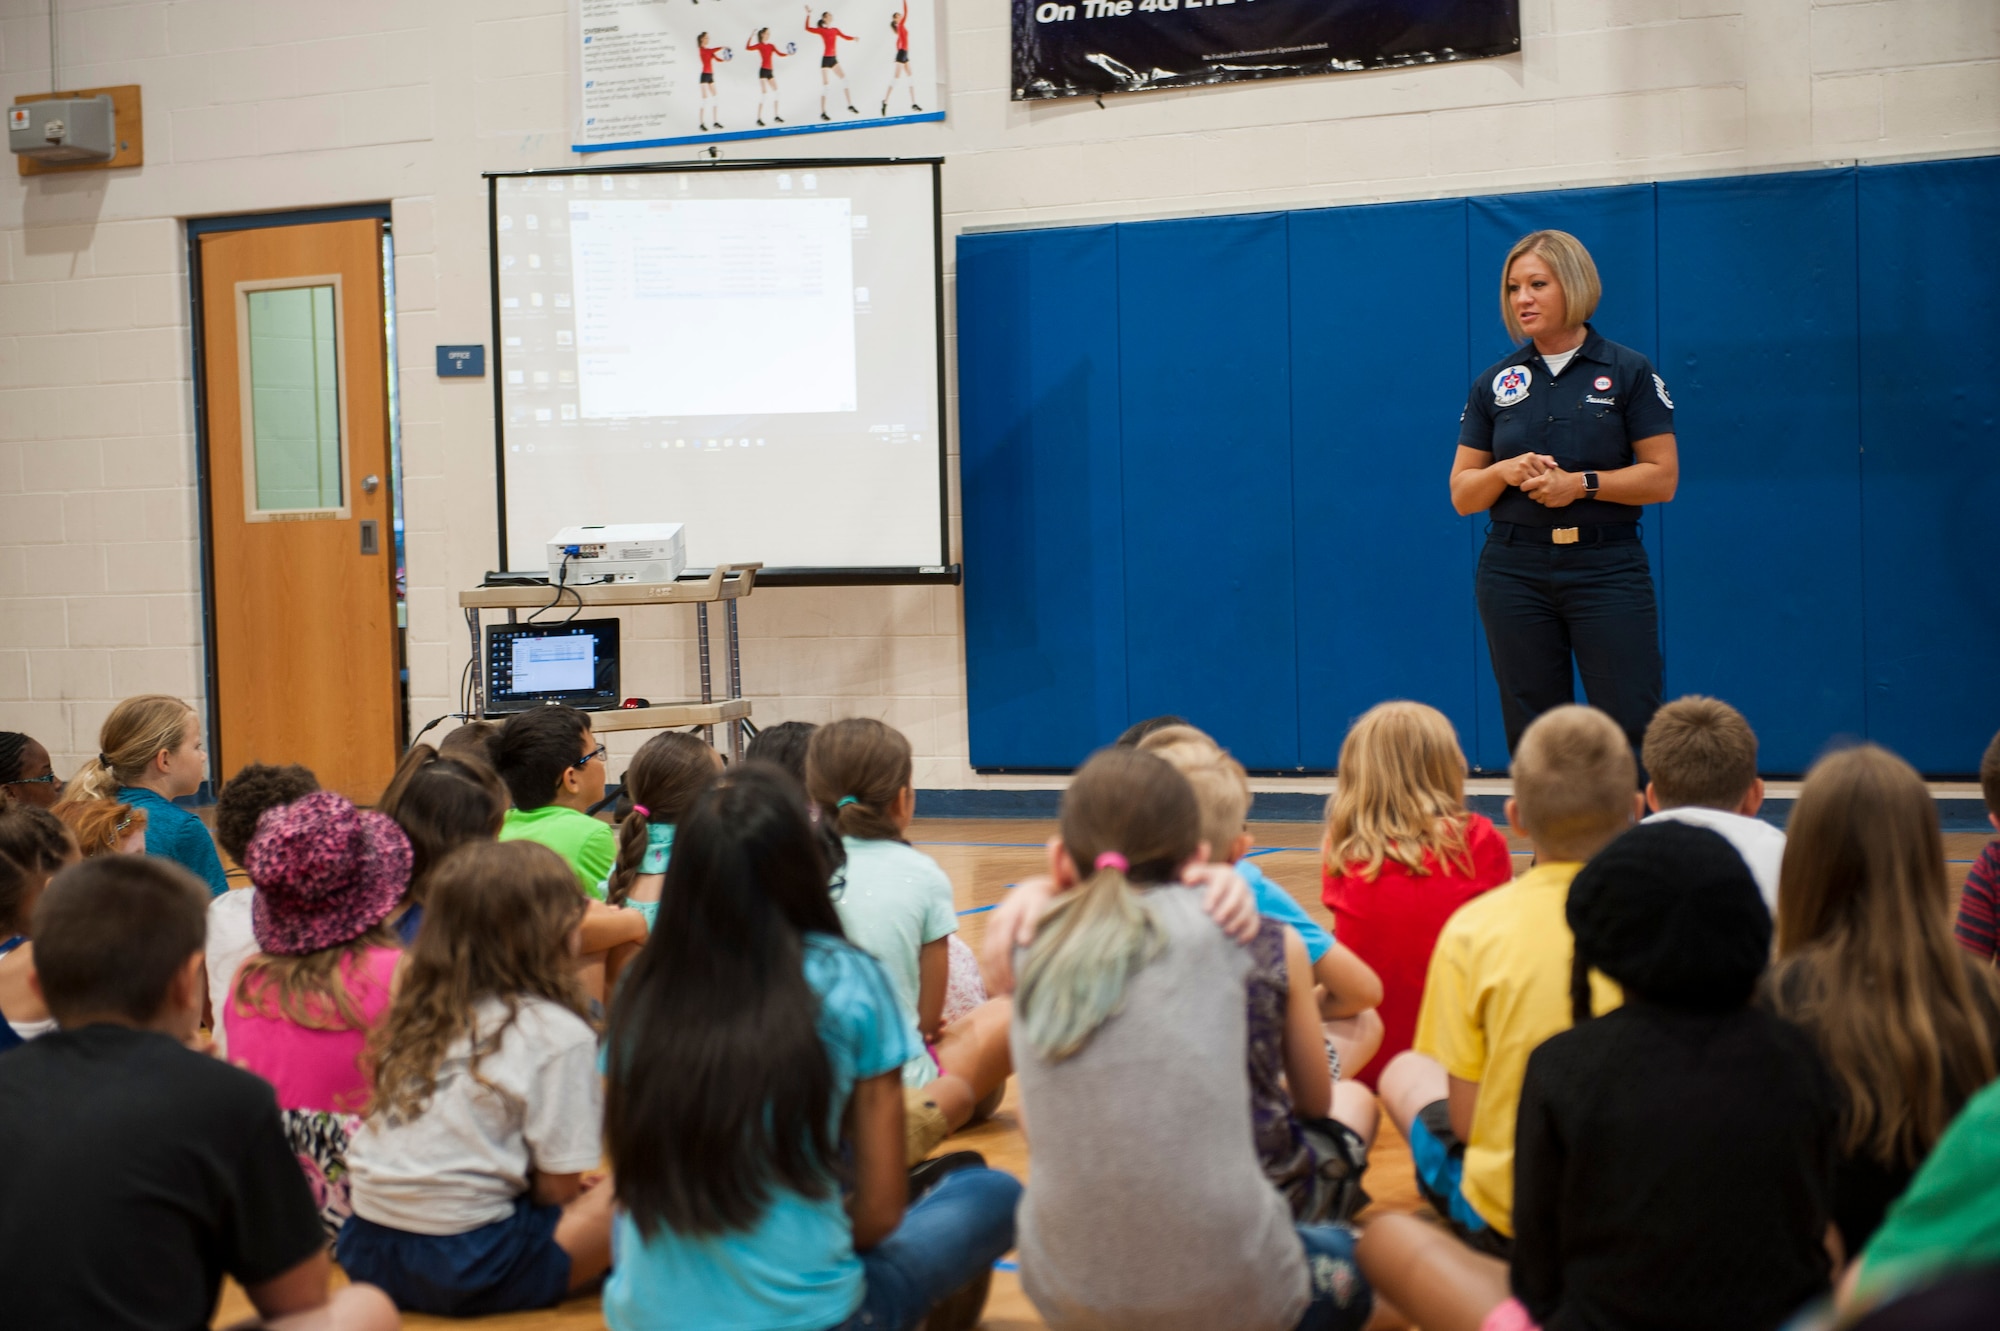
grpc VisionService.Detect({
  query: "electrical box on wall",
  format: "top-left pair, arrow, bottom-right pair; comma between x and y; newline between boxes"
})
9,94 -> 113,163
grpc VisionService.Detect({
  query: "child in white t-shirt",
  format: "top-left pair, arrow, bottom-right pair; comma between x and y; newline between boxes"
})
337,840 -> 611,1317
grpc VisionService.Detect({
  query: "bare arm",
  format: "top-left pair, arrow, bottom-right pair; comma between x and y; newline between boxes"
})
580,900 -> 648,952
1450,445 -> 1552,516
1312,940 -> 1383,1020
1281,928 -> 1333,1120
1447,1075 -> 1480,1144
531,1169 -> 585,1207
244,1250 -> 331,1322
917,936 -> 949,1043
847,1071 -> 909,1250
1518,433 -> 1679,509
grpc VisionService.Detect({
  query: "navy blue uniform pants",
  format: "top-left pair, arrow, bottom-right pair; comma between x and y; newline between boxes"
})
1475,534 -> 1662,763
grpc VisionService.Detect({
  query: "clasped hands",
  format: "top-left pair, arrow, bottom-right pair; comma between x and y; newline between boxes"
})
1497,452 -> 1583,508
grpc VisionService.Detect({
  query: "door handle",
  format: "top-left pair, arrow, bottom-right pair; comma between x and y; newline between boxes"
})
360,520 -> 380,556
362,473 -> 381,494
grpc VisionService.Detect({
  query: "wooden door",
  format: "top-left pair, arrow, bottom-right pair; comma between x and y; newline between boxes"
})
198,220 -> 400,802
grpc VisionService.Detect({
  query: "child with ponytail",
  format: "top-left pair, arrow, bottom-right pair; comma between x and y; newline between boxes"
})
603,731 -> 722,930
807,718 -> 1013,1160
379,744 -> 507,944
1010,747 -> 1376,1331
65,694 -> 226,894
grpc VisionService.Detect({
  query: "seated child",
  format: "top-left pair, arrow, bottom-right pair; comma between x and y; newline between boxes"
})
806,718 -> 1013,1161
0,856 -> 396,1331
604,730 -> 722,931
742,719 -> 819,776
492,708 -> 645,1000
1639,695 -> 1785,909
51,797 -> 146,857
208,762 -> 322,1051
0,729 -> 62,808
227,792 -> 412,1239
1318,702 -> 1513,1086
0,804 -> 78,1051
1952,726 -> 2000,962
1012,747 -> 1374,1331
1139,727 -> 1378,1222
494,705 -> 618,893
1378,704 -> 1638,1257
379,745 -> 507,945
1359,821 -> 1837,1331
337,840 -> 613,1316
66,693 -> 228,894
603,765 -> 1020,1331
435,719 -> 499,767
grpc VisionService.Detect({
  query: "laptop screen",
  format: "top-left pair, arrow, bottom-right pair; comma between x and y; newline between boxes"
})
484,618 -> 621,714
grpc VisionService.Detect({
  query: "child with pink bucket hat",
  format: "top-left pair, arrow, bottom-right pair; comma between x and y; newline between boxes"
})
225,790 -> 413,1239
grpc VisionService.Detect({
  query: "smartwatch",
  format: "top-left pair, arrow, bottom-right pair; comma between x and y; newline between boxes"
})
1583,471 -> 1600,499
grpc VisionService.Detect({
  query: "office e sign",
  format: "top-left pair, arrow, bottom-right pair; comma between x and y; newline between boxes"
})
436,345 -> 485,377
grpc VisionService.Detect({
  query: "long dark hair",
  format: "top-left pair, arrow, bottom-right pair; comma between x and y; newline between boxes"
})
606,763 -> 853,1238
380,745 -> 508,906
606,732 -> 717,906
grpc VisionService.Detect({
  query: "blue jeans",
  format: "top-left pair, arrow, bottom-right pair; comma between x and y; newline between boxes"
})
830,1167 -> 1023,1331
1293,1223 -> 1374,1331
1475,534 -> 1662,762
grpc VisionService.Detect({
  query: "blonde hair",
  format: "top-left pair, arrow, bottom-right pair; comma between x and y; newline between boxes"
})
1510,705 -> 1635,861
51,798 -> 147,858
1642,696 -> 1759,811
1017,748 -> 1198,1061
1136,725 -> 1249,863
1323,701 -> 1474,881
1769,745 -> 1999,1167
1501,230 -> 1601,342
63,695 -> 197,802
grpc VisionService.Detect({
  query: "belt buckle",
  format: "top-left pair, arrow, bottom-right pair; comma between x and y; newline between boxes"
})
1552,527 -> 1580,545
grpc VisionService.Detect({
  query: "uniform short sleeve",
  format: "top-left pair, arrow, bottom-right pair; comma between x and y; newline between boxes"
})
821,942 -> 924,1082
918,855 -> 958,945
1412,915 -> 1487,1084
1245,862 -> 1332,963
575,822 -> 619,901
219,1078 -> 329,1287
1457,377 -> 1496,453
520,1009 -> 608,1176
1624,356 -> 1675,442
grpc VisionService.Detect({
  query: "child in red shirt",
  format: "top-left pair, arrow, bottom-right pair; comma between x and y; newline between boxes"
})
1320,702 -> 1514,1088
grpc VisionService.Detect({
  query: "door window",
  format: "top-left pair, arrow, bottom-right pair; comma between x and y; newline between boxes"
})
238,278 -> 346,516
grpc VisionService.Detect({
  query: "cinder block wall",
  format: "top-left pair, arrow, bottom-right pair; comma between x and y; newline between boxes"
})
2,0 -> 1995,786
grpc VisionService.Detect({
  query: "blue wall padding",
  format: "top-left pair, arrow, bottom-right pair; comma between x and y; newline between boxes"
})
957,224 -> 1129,768
1116,213 -> 1302,770
1856,157 -> 2000,771
1289,200 -> 1480,769
958,157 -> 1999,775
1657,170 -> 1866,772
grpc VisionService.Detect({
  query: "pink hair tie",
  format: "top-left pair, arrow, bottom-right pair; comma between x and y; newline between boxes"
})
1094,851 -> 1128,873
631,804 -> 651,818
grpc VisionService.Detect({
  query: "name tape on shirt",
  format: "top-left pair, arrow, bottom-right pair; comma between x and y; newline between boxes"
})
1653,373 -> 1674,409
1492,365 -> 1532,408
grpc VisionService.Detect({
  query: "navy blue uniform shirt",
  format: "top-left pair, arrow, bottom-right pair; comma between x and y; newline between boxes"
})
1457,324 -> 1675,528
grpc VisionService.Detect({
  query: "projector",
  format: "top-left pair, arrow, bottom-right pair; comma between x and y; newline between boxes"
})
547,524 -> 687,585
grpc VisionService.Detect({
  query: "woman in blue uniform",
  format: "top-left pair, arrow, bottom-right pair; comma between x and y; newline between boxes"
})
1451,230 -> 1679,762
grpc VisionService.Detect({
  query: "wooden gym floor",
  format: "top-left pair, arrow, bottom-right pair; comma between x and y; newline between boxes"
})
213,818 -> 1992,1330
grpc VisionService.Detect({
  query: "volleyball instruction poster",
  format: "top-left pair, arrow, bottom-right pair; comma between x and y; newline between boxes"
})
1012,0 -> 1518,100
571,0 -> 943,151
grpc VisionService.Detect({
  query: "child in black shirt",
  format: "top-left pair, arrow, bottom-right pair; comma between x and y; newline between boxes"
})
1360,821 -> 1839,1331
0,855 -> 399,1331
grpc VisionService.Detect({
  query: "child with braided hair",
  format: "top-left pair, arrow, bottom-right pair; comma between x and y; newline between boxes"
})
0,730 -> 62,809
604,731 -> 722,931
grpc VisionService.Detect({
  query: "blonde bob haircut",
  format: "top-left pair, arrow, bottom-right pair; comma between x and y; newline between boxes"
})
1501,230 -> 1602,343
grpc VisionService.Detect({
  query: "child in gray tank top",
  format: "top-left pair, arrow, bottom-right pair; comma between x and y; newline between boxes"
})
1009,747 -> 1376,1331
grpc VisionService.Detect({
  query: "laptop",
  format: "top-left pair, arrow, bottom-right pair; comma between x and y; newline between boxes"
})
483,618 -> 621,716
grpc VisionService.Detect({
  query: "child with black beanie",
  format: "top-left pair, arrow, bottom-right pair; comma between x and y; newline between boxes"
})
1360,821 -> 1841,1331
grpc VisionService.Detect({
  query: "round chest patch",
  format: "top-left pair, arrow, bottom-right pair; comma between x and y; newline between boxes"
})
1594,375 -> 1613,391
1492,365 -> 1533,408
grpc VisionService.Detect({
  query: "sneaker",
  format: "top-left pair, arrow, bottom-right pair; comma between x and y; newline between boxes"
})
912,102 -> 923,111
774,114 -> 785,123
847,103 -> 859,113
757,117 -> 766,126
907,1149 -> 987,1201
880,100 -> 888,115
820,111 -> 830,121
919,1267 -> 993,1331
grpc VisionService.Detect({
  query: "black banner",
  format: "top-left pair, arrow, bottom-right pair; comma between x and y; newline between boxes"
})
1012,0 -> 1519,101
